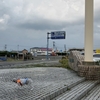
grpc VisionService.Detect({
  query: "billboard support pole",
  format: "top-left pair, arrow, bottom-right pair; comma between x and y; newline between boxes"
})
47,32 -> 50,60
46,31 -> 66,60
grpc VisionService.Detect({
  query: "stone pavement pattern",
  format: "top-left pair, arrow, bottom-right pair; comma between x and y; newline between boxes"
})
0,67 -> 84,100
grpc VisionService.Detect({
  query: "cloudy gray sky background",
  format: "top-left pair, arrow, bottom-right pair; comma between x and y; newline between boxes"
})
0,0 -> 100,51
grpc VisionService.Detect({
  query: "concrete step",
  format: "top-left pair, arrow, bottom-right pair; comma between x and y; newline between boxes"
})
15,78 -> 85,100
81,84 -> 100,100
53,81 -> 98,100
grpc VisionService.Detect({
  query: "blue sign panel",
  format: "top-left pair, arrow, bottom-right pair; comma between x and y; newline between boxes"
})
60,50 -> 62,53
51,31 -> 66,39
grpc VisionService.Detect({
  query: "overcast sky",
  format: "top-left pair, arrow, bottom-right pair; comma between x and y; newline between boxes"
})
0,0 -> 100,51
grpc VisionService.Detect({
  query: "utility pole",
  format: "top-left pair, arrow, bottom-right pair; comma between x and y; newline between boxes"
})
64,44 -> 66,52
17,45 -> 19,51
4,44 -> 7,58
4,44 -> 7,51
56,47 -> 57,52
64,44 -> 67,56
53,41 -> 55,52
17,45 -> 19,60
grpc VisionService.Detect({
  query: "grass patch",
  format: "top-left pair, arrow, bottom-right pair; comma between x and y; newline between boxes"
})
33,63 -> 62,67
10,63 -> 62,69
6,59 -> 70,69
33,63 -> 46,67
7,58 -> 23,62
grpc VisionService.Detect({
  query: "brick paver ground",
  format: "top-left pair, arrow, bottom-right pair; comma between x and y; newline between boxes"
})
0,67 -> 84,100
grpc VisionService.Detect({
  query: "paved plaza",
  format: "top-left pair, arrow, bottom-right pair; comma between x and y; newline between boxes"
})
0,67 -> 84,100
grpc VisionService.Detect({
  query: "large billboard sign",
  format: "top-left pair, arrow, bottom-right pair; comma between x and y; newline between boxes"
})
51,31 -> 66,39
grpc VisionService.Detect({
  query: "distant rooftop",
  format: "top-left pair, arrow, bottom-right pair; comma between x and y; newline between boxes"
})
30,47 -> 52,49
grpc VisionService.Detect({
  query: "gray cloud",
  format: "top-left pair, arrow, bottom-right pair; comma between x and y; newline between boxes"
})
15,16 -> 84,31
0,0 -> 100,51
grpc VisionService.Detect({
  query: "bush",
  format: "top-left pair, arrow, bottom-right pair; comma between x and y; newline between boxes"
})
95,60 -> 100,65
59,58 -> 70,69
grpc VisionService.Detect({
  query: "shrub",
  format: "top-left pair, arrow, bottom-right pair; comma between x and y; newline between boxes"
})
95,60 -> 100,65
59,58 -> 70,69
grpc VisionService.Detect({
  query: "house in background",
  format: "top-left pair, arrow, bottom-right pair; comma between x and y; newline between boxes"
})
11,49 -> 34,60
30,47 -> 53,56
18,49 -> 28,59
11,49 -> 28,59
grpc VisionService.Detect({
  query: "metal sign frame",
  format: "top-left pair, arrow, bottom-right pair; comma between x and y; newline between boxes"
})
51,31 -> 66,39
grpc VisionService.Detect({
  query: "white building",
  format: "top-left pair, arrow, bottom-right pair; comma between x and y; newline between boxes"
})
30,47 -> 53,56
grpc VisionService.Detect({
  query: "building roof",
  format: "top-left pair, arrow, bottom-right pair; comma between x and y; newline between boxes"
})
30,47 -> 52,51
11,49 -> 28,53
